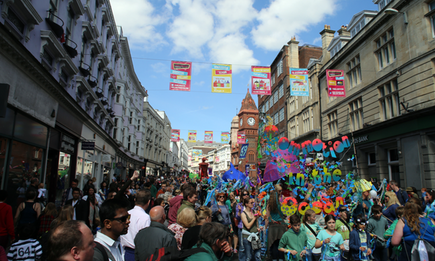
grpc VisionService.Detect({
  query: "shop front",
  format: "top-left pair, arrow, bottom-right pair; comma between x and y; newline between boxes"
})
0,107 -> 49,210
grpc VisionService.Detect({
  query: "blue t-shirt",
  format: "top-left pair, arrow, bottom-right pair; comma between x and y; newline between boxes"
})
403,217 -> 435,242
316,229 -> 344,258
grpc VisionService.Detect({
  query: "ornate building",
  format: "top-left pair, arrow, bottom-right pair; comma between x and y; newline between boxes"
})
237,89 -> 259,177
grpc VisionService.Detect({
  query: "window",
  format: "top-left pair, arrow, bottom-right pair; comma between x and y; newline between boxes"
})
427,1 -> 435,37
279,108 -> 284,123
289,96 -> 295,114
274,113 -> 279,125
377,0 -> 392,11
289,118 -> 296,139
349,98 -> 363,131
272,73 -> 276,85
303,110 -> 310,133
378,79 -> 400,120
65,8 -> 75,39
368,153 -> 376,165
347,55 -> 362,88
279,84 -> 284,98
273,91 -> 279,104
60,70 -> 69,84
328,111 -> 338,139
270,95 -> 273,106
6,8 -> 25,34
375,29 -> 396,69
116,94 -> 120,103
388,148 -> 400,183
277,59 -> 283,76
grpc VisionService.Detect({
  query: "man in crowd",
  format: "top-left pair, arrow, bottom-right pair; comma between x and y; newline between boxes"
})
94,198 -> 130,261
168,183 -> 191,225
48,220 -> 95,261
177,186 -> 198,215
390,180 -> 409,205
120,190 -> 151,261
155,183 -> 166,198
65,188 -> 87,222
62,179 -> 82,206
134,206 -> 177,261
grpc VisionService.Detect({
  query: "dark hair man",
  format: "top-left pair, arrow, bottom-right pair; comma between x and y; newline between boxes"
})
94,199 -> 130,261
177,187 -> 198,215
65,188 -> 87,223
47,220 -> 95,261
62,179 -> 82,206
168,183 -> 192,225
120,190 -> 151,261
390,180 -> 409,205
134,206 -> 177,261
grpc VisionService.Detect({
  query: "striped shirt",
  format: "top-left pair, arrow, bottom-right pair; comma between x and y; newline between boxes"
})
7,239 -> 42,261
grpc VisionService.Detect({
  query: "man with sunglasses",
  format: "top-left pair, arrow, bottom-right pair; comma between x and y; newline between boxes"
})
94,198 -> 131,261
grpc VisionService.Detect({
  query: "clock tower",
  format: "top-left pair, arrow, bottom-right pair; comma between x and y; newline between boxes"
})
238,88 -> 259,178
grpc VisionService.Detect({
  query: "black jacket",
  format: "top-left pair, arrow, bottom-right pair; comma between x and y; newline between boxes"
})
65,199 -> 88,224
134,221 -> 177,261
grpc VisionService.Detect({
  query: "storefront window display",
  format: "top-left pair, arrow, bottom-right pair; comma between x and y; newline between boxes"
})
76,156 -> 94,189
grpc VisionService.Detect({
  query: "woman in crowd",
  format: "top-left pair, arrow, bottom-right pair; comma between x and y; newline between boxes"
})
241,197 -> 261,261
51,205 -> 74,228
212,192 -> 232,227
315,215 -> 344,261
228,191 -> 239,252
82,185 -> 99,232
302,209 -> 322,261
185,222 -> 232,261
168,207 -> 197,250
14,189 -> 41,232
99,181 -> 108,200
391,200 -> 435,261
181,206 -> 212,250
423,189 -> 435,215
38,202 -> 57,236
266,189 -> 286,261
382,191 -> 401,224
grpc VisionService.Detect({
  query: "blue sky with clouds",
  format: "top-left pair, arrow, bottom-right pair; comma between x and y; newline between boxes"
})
110,0 -> 378,141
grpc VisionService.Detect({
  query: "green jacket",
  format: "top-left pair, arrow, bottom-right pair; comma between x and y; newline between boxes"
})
279,228 -> 308,261
384,219 -> 398,238
185,242 -> 233,261
178,200 -> 195,215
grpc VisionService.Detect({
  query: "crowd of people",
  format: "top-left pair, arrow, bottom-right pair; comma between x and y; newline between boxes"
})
1,171 -> 435,261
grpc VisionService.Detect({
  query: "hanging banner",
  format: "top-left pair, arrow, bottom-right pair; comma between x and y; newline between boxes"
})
239,143 -> 249,159
204,131 -> 213,143
237,131 -> 246,144
290,68 -> 309,96
251,66 -> 271,95
221,132 -> 230,143
171,129 -> 180,142
170,61 -> 192,91
192,149 -> 203,157
188,130 -> 197,142
211,64 -> 232,93
326,69 -> 346,97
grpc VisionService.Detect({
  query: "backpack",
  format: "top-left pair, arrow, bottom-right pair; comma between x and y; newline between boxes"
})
145,246 -> 208,261
94,242 -> 109,261
409,239 -> 435,261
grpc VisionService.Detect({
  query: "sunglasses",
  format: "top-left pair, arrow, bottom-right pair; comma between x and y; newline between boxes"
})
243,194 -> 249,196
112,214 -> 131,223
218,196 -> 225,198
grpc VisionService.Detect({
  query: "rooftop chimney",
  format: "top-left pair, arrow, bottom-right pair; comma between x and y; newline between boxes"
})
337,25 -> 350,37
319,25 -> 336,64
287,36 -> 299,68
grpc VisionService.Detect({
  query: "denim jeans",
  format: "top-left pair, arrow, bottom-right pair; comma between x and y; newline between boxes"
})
243,238 -> 261,261
238,229 -> 246,261
306,248 -> 314,261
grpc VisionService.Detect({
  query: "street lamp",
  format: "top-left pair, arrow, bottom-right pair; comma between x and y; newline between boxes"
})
384,8 -> 408,24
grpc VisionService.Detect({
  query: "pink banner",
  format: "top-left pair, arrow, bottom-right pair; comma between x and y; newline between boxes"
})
204,131 -> 213,143
170,61 -> 192,91
326,69 -> 346,97
171,129 -> 180,142
251,66 -> 271,95
237,131 -> 246,144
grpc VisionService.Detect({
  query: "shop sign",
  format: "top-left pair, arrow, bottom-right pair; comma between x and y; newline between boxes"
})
116,162 -> 123,169
81,142 -> 95,150
354,135 -> 369,144
61,134 -> 75,154
102,154 -> 111,162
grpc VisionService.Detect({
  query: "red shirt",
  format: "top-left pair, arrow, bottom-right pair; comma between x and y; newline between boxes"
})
0,202 -> 14,241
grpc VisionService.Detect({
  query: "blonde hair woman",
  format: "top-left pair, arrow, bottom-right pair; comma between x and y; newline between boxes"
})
168,207 -> 197,250
181,206 -> 212,250
383,191 -> 401,224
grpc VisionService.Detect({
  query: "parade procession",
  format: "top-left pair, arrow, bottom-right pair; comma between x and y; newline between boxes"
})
1,0 -> 435,261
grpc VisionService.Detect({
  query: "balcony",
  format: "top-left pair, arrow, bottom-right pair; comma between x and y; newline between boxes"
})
100,97 -> 109,105
79,62 -> 91,77
63,37 -> 78,58
45,10 -> 64,38
96,88 -> 104,98
88,75 -> 98,88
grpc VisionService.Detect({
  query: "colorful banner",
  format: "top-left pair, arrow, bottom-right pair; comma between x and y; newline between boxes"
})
215,156 -> 220,163
326,69 -> 346,97
171,129 -> 180,142
170,61 -> 192,91
221,132 -> 230,143
192,149 -> 203,157
289,68 -> 309,96
251,66 -> 271,95
212,64 -> 232,93
204,131 -> 213,143
237,131 -> 246,144
239,143 -> 249,159
188,130 -> 197,142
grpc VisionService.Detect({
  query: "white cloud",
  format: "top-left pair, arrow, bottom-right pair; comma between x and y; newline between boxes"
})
110,0 -> 166,49
312,36 -> 322,45
251,0 -> 337,50
151,62 -> 168,74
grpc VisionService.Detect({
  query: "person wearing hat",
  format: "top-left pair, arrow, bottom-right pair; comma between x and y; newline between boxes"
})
349,215 -> 372,261
405,187 -> 419,200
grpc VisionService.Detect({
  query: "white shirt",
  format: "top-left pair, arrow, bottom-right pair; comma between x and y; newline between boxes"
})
95,231 -> 124,261
120,205 -> 151,249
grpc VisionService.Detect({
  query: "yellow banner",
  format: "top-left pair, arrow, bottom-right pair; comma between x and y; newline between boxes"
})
211,64 -> 232,94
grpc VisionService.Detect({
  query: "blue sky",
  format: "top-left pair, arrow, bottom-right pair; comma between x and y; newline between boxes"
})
110,0 -> 378,142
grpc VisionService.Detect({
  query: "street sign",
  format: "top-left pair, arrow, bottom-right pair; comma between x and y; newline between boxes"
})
81,142 -> 95,150
239,144 -> 249,159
